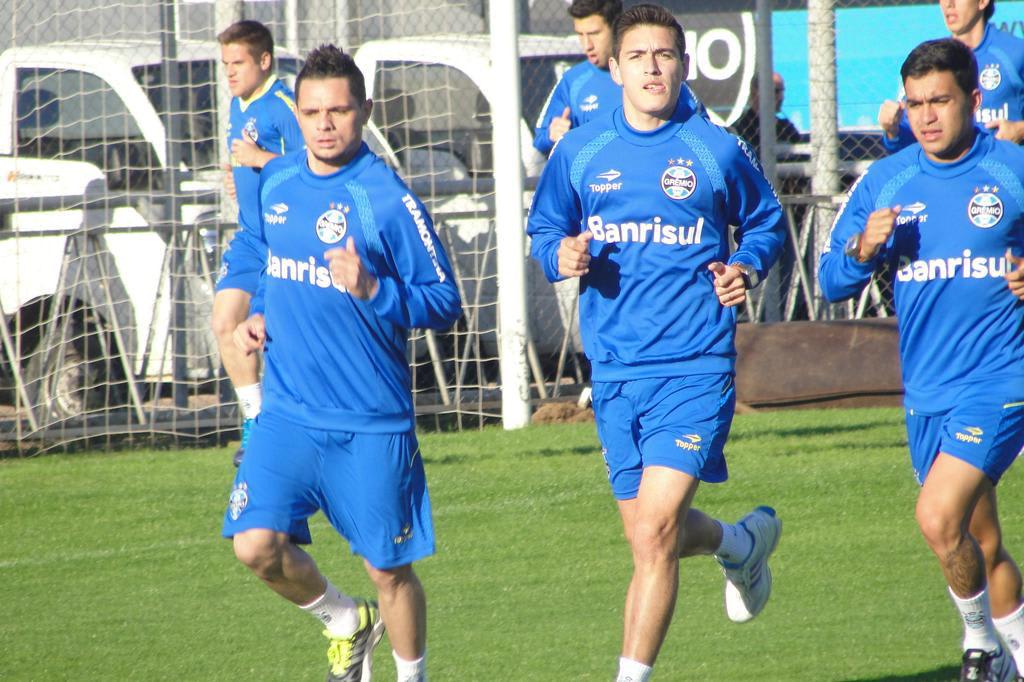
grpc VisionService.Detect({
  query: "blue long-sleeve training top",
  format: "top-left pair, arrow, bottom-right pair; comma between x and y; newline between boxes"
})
238,144 -> 462,433
883,24 -> 1024,153
227,75 -> 304,227
819,129 -> 1024,411
532,60 -> 705,155
527,98 -> 786,382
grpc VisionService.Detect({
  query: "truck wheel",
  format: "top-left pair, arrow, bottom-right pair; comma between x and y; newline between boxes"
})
34,316 -> 128,421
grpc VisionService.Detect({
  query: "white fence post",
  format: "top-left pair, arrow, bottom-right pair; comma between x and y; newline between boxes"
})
489,0 -> 531,429
808,0 -> 840,317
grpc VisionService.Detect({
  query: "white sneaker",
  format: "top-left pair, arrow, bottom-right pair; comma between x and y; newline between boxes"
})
718,505 -> 782,623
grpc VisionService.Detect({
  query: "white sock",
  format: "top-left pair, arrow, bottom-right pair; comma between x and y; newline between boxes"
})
235,382 -> 262,419
299,580 -> 359,637
714,520 -> 753,565
616,657 -> 652,682
393,650 -> 426,682
994,601 -> 1024,667
949,586 -> 1002,652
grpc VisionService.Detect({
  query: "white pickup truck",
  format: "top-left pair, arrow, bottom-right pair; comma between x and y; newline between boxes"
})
0,35 -> 589,423
0,40 -> 309,421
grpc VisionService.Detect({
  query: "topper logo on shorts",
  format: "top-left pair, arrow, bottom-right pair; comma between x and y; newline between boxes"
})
675,434 -> 703,452
401,193 -> 447,282
393,524 -> 415,545
968,188 -> 1003,228
228,481 -> 249,521
955,426 -> 984,445
316,206 -> 348,244
661,159 -> 697,200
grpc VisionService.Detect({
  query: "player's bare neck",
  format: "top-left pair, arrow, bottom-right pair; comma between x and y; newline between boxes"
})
954,20 -> 986,50
306,145 -> 361,176
623,103 -> 676,132
926,128 -> 976,164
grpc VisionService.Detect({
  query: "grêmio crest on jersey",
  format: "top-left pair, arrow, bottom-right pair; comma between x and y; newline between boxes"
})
661,158 -> 697,200
316,202 -> 350,244
967,186 -> 1003,229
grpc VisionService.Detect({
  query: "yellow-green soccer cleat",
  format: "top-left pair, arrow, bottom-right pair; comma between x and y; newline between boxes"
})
324,599 -> 385,682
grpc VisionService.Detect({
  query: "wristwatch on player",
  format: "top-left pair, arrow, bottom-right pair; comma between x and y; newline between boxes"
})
732,262 -> 760,289
844,233 -> 867,262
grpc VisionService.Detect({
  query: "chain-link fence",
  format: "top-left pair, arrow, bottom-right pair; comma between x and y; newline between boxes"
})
4,0 -> 996,453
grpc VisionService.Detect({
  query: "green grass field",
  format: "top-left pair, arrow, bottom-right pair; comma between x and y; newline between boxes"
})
3,407 -> 1022,680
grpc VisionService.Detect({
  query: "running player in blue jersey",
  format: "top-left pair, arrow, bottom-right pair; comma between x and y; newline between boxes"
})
532,0 -> 703,156
223,45 -> 460,682
528,6 -> 786,680
212,20 -> 304,467
878,0 -> 1024,151
821,38 -> 1024,681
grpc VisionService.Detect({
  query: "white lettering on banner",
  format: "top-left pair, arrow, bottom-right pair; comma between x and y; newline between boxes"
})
586,215 -> 705,246
696,28 -> 742,81
401,193 -> 447,282
895,251 -> 1009,283
685,27 -> 744,82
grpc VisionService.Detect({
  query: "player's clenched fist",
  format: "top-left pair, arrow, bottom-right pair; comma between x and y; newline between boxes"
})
549,106 -> 572,145
1006,248 -> 1024,301
708,262 -> 747,307
877,100 -> 904,140
557,230 -> 593,278
221,162 -> 237,200
234,313 -> 266,355
325,237 -> 379,300
231,136 -> 264,168
857,205 -> 901,262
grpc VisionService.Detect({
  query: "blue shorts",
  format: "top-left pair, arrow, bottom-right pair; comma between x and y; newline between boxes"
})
906,389 -> 1024,485
592,373 -> 735,500
214,229 -> 263,294
221,412 -> 435,570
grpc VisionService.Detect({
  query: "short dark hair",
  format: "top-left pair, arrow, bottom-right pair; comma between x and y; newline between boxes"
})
217,20 -> 274,67
295,44 -> 366,102
612,4 -> 686,60
984,0 -> 995,22
900,38 -> 978,99
569,0 -> 622,25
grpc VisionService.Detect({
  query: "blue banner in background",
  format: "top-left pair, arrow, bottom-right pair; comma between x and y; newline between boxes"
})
774,2 -> 1024,132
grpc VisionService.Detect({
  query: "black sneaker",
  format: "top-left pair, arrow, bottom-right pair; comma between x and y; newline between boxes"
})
963,649 -> 989,682
960,647 -> 1018,682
